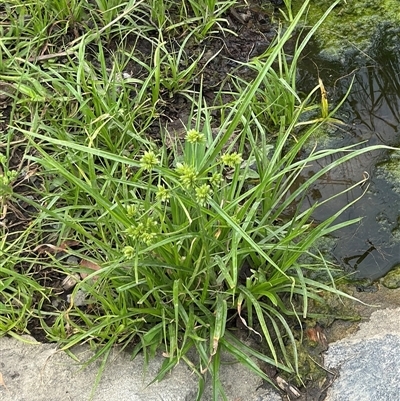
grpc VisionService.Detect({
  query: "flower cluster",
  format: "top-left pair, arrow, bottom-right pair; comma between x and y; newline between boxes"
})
122,133 -> 249,261
126,204 -> 139,218
185,129 -> 205,144
123,245 -> 135,259
156,185 -> 170,203
126,216 -> 158,246
221,152 -> 243,167
140,150 -> 159,171
209,172 -> 222,187
175,162 -> 198,189
195,184 -> 212,207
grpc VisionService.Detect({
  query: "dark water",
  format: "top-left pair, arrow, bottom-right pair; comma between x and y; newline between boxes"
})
297,34 -> 400,280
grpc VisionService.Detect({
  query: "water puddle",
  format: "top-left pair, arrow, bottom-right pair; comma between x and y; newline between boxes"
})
297,35 -> 400,280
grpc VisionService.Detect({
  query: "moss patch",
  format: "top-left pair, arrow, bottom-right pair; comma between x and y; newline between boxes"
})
380,265 -> 400,289
293,0 -> 400,57
375,151 -> 400,194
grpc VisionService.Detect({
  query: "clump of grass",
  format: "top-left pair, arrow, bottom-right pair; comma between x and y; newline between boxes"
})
0,239 -> 48,339
1,0 -> 397,399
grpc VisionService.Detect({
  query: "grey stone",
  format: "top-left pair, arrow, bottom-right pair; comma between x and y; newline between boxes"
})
324,307 -> 400,401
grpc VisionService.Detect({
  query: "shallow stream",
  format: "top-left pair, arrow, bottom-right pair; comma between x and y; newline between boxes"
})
297,25 -> 400,280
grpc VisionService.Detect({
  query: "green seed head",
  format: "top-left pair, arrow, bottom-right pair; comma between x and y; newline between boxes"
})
186,129 -> 205,144
195,184 -> 212,206
221,152 -> 243,167
175,162 -> 198,189
123,246 -> 135,259
126,217 -> 158,245
209,172 -> 223,188
126,204 -> 137,218
140,151 -> 159,171
156,185 -> 170,203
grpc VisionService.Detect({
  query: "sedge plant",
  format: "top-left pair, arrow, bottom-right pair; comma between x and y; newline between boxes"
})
1,0 -> 396,399
17,79 -> 393,399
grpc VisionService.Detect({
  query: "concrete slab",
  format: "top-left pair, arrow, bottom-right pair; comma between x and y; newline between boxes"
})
0,336 -> 281,401
2,306 -> 399,400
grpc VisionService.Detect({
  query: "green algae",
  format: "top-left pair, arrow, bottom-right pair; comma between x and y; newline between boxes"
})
292,0 -> 400,57
375,151 -> 400,194
380,264 -> 400,289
